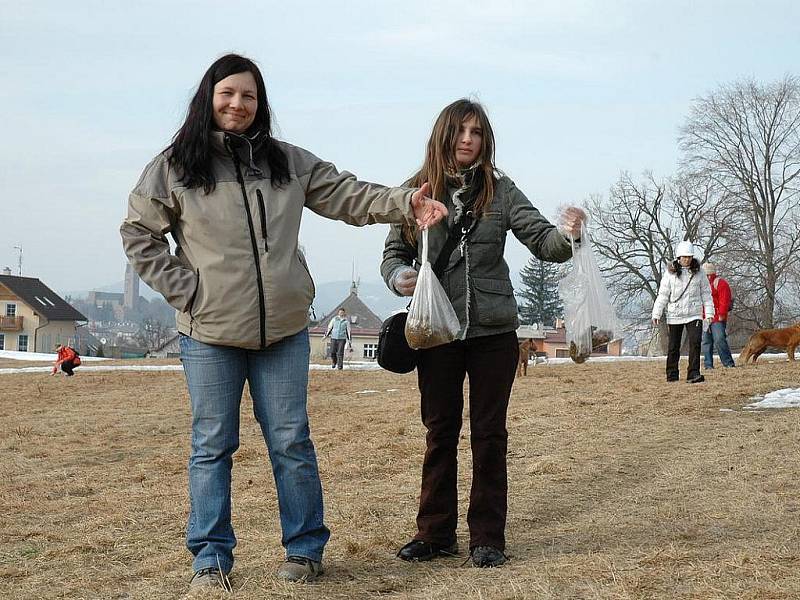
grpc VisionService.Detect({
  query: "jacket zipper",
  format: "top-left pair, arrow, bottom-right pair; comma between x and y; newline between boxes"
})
232,153 -> 267,349
256,189 -> 268,251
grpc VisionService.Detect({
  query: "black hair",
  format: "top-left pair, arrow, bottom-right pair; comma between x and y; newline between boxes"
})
669,257 -> 701,276
167,53 -> 289,193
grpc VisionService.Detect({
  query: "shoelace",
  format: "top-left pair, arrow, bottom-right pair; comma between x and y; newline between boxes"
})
285,555 -> 319,574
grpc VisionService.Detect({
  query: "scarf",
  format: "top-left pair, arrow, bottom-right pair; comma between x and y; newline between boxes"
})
448,164 -> 484,225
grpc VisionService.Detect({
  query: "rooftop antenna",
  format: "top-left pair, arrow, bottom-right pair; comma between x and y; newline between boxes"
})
13,245 -> 22,276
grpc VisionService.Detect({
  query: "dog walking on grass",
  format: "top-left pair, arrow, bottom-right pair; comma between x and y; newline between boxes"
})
516,339 -> 536,377
738,322 -> 800,364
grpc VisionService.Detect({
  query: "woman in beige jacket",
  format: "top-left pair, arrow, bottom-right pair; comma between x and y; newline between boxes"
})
120,54 -> 446,590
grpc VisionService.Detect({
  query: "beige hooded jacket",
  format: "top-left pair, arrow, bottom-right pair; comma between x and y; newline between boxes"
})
121,131 -> 415,349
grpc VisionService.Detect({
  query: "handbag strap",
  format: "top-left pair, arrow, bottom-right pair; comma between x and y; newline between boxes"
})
670,271 -> 695,304
432,211 -> 478,278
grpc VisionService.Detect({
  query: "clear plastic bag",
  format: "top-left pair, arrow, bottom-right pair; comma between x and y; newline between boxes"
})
405,229 -> 461,349
557,223 -> 617,363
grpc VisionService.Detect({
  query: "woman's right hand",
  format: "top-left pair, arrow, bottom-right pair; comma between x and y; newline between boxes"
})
394,267 -> 418,296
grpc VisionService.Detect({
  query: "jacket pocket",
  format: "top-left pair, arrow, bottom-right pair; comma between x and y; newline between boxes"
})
470,212 -> 504,243
297,251 -> 316,300
187,269 -> 200,317
472,277 -> 518,326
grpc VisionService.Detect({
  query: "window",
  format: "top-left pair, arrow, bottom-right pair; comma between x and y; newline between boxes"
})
0,334 -> 4,350
6,304 -> 16,317
18,334 -> 28,352
555,348 -> 570,358
363,343 -> 378,359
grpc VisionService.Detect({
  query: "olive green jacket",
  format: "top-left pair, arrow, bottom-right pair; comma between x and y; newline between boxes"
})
121,132 -> 416,349
381,175 -> 573,339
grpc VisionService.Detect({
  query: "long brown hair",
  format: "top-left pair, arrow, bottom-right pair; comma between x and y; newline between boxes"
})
403,99 -> 498,244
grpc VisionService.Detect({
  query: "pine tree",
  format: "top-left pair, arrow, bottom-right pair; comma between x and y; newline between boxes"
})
517,258 -> 563,326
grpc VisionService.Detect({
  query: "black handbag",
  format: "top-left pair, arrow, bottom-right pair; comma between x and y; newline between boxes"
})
377,311 -> 418,373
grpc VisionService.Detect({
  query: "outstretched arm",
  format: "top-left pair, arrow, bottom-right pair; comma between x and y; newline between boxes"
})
506,182 -> 575,263
302,159 -> 447,229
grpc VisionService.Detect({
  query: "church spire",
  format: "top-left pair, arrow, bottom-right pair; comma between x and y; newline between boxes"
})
350,259 -> 359,296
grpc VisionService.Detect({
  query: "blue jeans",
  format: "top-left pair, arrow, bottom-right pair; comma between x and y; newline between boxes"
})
701,321 -> 735,368
179,330 -> 330,574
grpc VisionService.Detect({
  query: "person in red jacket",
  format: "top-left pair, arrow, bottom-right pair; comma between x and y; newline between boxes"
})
52,344 -> 81,376
701,263 -> 735,368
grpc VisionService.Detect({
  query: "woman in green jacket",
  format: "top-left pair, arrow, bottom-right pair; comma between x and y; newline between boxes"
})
382,99 -> 584,568
121,54 -> 446,590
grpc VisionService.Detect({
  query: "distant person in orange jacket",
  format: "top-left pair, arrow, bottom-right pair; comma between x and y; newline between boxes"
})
52,344 -> 81,376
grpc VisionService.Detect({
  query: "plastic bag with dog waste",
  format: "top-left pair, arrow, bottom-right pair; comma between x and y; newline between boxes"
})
405,228 -> 461,349
558,222 -> 617,363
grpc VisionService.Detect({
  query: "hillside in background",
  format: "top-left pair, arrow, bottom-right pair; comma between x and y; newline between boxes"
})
67,274 -> 526,322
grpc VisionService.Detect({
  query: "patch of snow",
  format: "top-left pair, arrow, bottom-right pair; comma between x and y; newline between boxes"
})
1,349 -> 795,376
0,365 -> 184,375
355,390 -> 380,394
744,388 -> 800,410
719,408 -> 735,412
0,350 -> 108,362
309,362 -> 381,371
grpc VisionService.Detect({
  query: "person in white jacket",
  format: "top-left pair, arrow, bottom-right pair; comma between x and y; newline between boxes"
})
652,241 -> 715,383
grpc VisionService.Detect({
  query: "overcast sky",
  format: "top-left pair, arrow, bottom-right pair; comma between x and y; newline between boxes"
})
2,0 -> 799,295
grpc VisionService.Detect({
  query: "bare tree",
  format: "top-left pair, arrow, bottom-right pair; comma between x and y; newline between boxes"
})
680,76 -> 800,328
134,319 -> 170,352
587,171 -> 728,352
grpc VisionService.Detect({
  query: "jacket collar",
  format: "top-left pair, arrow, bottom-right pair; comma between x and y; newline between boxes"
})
210,129 -> 265,176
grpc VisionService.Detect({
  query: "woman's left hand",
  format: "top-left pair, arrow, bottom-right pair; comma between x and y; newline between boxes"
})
560,206 -> 587,239
411,182 -> 448,229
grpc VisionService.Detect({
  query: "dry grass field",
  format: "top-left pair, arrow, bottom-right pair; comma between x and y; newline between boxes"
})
2,358 -> 800,599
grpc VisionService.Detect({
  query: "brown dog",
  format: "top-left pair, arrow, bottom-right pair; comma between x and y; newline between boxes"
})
517,339 -> 537,377
738,322 -> 800,364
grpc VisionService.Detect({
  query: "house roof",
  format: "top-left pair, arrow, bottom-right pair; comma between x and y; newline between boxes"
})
309,289 -> 384,335
543,328 -> 567,344
0,275 -> 87,322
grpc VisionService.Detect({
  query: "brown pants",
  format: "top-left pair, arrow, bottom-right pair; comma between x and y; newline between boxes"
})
414,331 -> 518,551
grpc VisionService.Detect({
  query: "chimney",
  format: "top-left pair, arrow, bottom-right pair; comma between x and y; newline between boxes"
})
2,267 -> 11,276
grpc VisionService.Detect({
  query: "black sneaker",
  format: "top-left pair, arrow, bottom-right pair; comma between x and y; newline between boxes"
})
397,540 -> 458,562
470,546 -> 507,568
666,378 -> 679,383
687,374 -> 705,383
